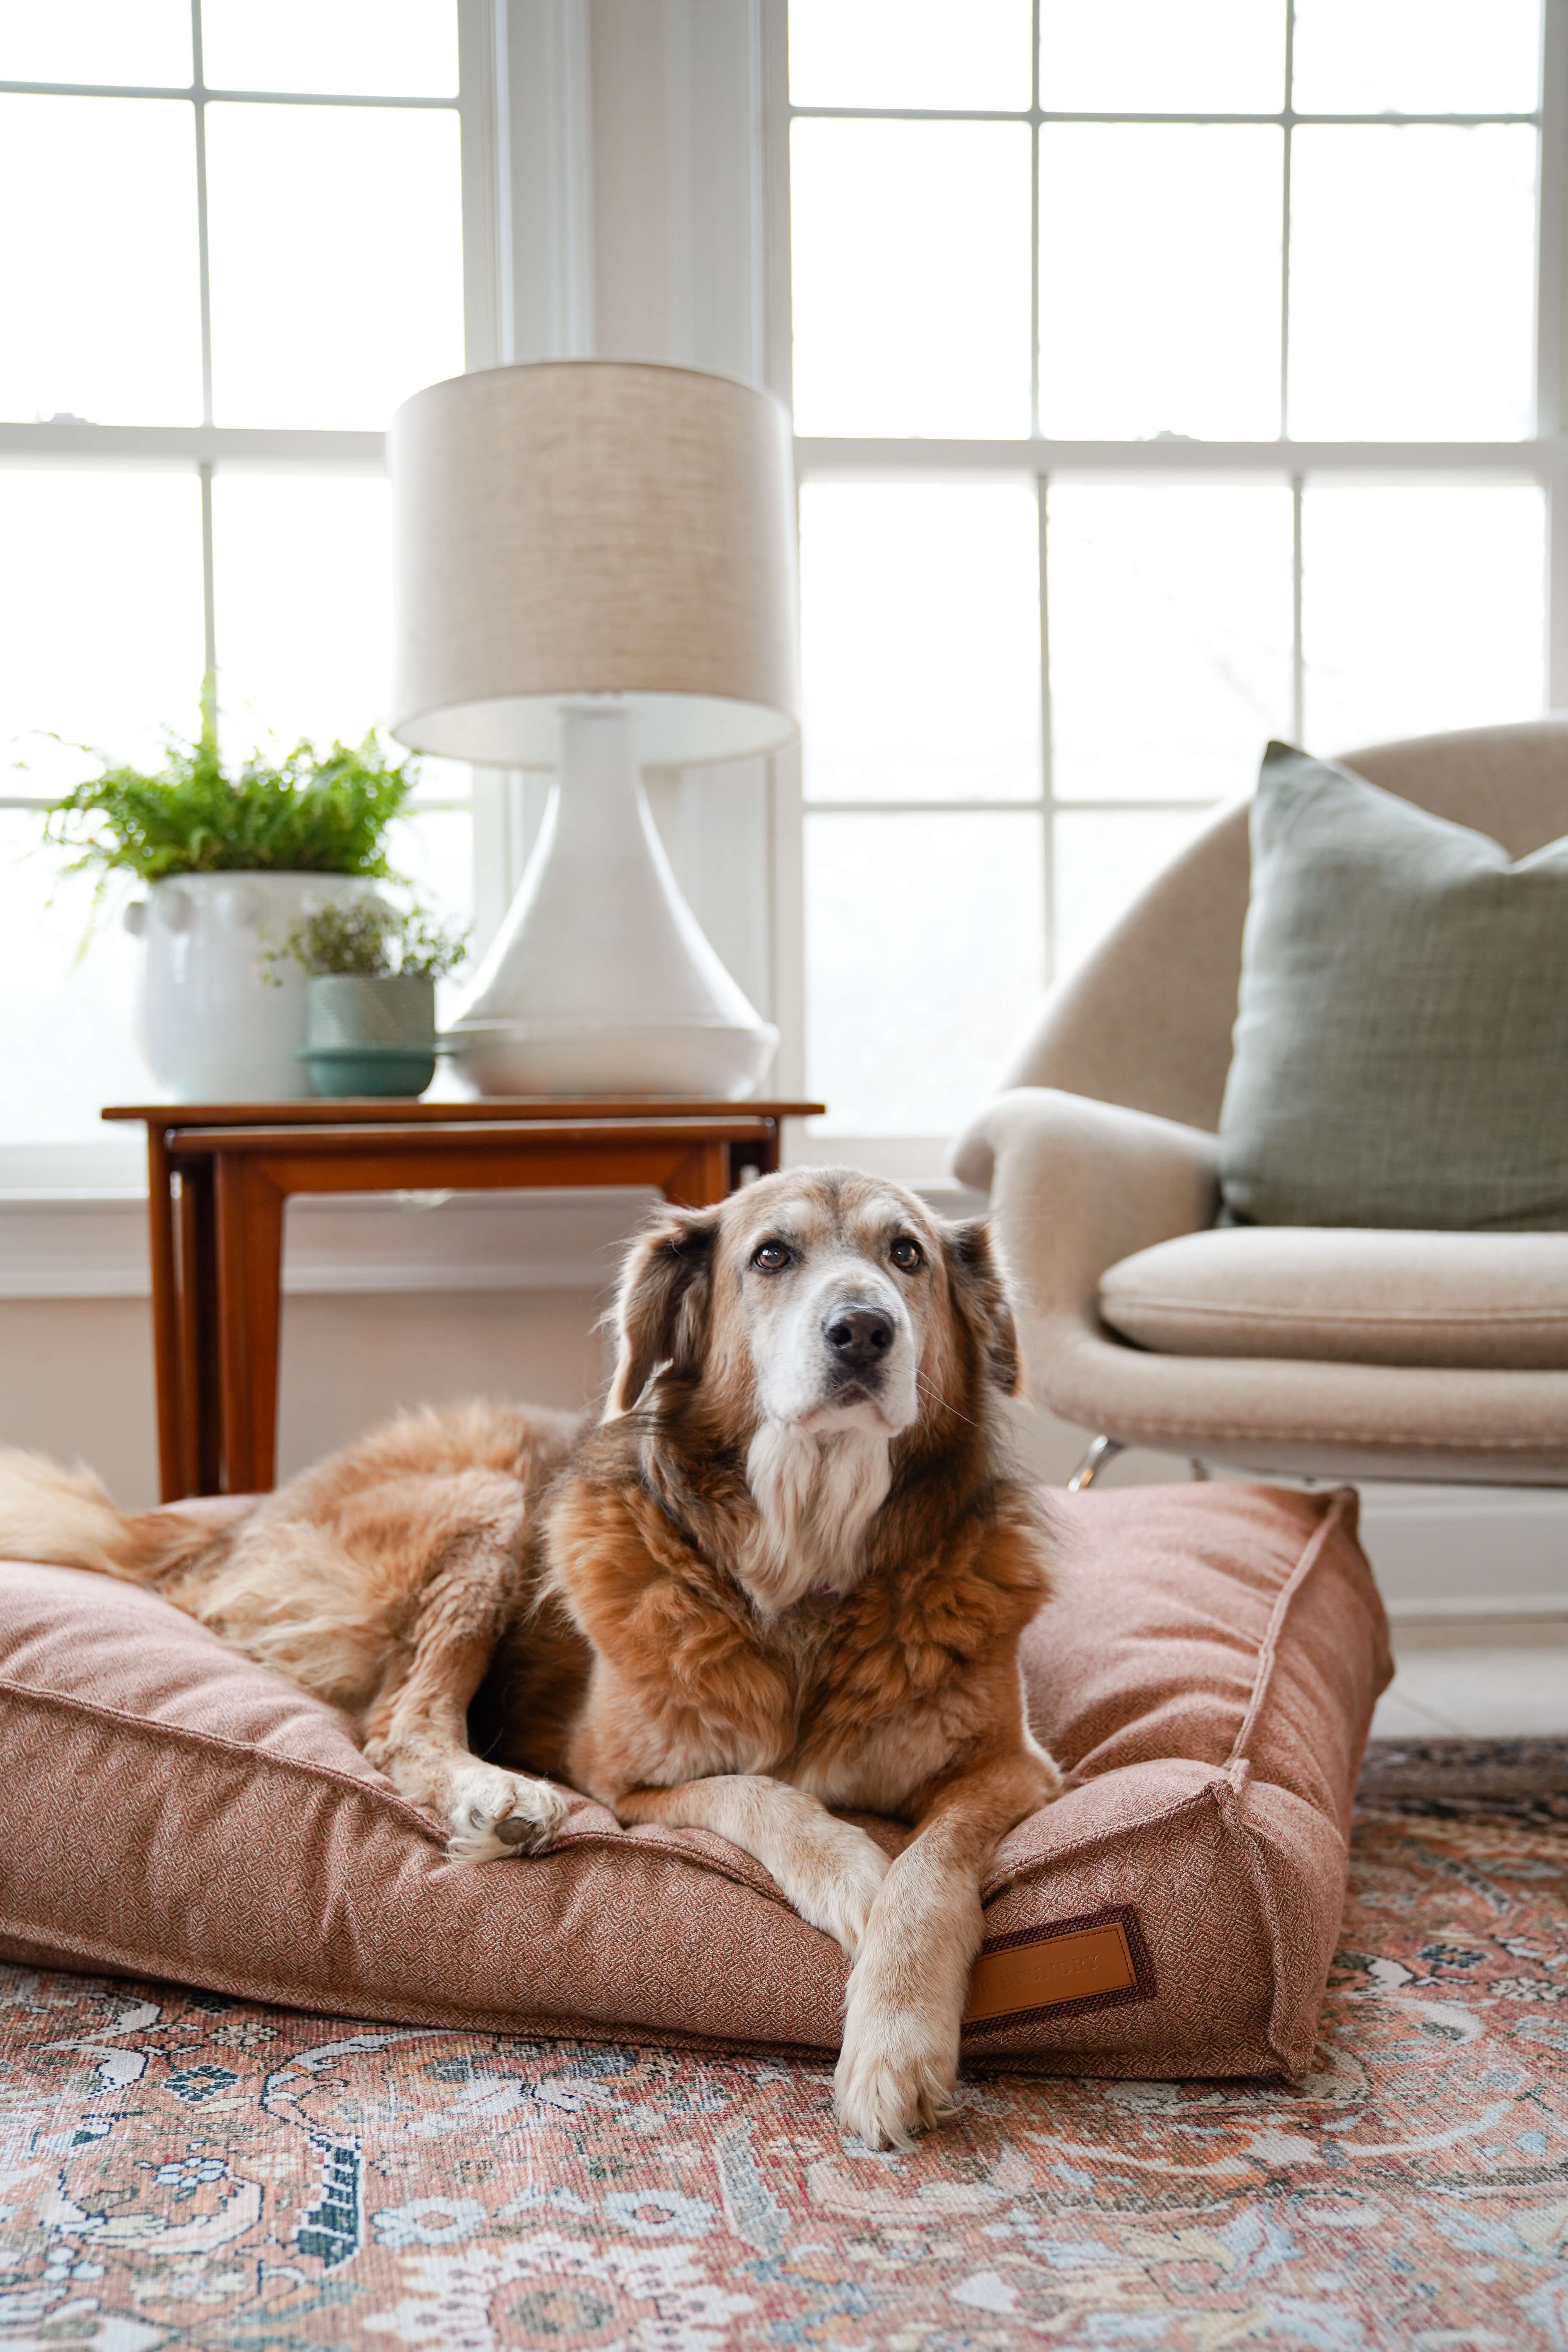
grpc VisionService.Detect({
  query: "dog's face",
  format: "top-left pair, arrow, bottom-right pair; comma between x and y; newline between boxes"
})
715,1172 -> 931,1434
606,1167 -> 1021,1441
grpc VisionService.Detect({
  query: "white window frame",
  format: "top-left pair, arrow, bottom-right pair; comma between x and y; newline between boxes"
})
766,0 -> 1568,1172
0,0 -> 504,1196
0,0 -> 778,1200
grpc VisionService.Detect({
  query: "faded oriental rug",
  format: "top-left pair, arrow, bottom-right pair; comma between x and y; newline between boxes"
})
1,1739 -> 1565,2352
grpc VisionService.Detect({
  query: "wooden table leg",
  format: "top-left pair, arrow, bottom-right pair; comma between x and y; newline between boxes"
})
726,1117 -> 782,1188
144,1125 -> 186,1503
175,1163 -> 221,1497
213,1155 -> 287,1494
663,1141 -> 730,1208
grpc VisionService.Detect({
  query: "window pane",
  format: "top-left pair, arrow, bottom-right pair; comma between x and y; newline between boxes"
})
386,806 -> 475,1044
213,472 -> 470,812
1039,126 -> 1282,439
0,0 -> 191,85
791,119 -> 1031,438
0,471 -> 205,798
801,481 -> 1039,803
1054,808 -> 1218,980
1302,486 -> 1545,751
387,801 -> 476,1040
205,102 -> 463,428
0,819 -> 147,1143
806,812 -> 1044,1134
0,96 -> 201,425
1048,483 -> 1293,802
213,473 -> 471,953
1292,0 -> 1540,115
200,0 -> 458,99
1289,127 -> 1536,441
790,0 -> 1031,111
0,471 -> 203,1145
388,808 -> 474,925
212,475 -> 397,755
1040,0 -> 1285,113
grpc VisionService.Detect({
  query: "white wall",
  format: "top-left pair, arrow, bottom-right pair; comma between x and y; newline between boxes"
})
0,1289 -> 607,1512
0,1187 -> 637,1507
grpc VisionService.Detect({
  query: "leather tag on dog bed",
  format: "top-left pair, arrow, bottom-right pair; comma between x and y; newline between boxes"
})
964,1904 -> 1155,2033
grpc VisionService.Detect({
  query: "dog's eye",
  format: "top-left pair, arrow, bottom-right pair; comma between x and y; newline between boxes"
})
751,1240 -> 791,1273
889,1236 -> 924,1272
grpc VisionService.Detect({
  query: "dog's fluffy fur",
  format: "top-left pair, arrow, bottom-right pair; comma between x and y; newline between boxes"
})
0,1168 -> 1060,2147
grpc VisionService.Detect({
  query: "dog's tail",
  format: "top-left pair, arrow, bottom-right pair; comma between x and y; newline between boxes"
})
0,1448 -> 231,1590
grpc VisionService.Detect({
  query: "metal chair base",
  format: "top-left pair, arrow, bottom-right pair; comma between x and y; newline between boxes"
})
1067,1435 -> 1124,1492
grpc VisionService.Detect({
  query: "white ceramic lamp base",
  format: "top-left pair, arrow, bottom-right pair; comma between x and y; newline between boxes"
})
445,704 -> 778,1100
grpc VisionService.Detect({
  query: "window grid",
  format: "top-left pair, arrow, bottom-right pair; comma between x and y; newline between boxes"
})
791,0 -> 1553,994
0,3 -> 461,812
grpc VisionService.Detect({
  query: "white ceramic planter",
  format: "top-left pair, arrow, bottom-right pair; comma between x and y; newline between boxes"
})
125,873 -> 371,1102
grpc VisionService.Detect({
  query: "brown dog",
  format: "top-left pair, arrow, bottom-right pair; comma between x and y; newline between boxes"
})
0,1168 -> 1061,2147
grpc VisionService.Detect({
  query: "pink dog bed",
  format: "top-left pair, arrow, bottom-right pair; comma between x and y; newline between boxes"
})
0,1482 -> 1388,2078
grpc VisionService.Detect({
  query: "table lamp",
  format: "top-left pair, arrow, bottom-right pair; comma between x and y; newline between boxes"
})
388,359 -> 800,1098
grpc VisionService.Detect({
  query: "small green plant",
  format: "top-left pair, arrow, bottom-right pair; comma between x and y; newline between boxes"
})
42,679 -> 417,888
274,895 -> 469,982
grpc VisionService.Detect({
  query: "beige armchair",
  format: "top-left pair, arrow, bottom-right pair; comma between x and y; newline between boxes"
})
952,719 -> 1568,1487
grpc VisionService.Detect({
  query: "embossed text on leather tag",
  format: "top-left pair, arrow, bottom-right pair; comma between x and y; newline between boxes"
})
963,1903 -> 1155,2032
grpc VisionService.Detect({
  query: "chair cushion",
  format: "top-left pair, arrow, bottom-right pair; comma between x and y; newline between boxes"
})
1219,741 -> 1568,1230
1100,1225 -> 1568,1369
0,1483 -> 1389,2081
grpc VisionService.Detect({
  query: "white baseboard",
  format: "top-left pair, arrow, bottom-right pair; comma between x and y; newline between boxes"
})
1355,1484 -> 1568,1619
1032,1431 -> 1568,1626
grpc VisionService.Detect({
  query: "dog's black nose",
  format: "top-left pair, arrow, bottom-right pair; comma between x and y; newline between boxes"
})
823,1305 -> 895,1371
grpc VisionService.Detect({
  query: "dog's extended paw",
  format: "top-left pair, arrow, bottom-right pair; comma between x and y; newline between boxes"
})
445,1766 -> 568,1864
788,1822 -> 891,1960
834,2000 -> 960,2151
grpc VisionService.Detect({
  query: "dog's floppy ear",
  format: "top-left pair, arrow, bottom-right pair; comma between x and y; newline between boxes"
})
942,1219 -> 1024,1397
605,1205 -> 721,1417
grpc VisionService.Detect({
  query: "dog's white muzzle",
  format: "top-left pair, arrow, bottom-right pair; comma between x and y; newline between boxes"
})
756,1258 -> 918,1432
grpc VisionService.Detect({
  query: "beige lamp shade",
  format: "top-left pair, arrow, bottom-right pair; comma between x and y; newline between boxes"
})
388,359 -> 801,769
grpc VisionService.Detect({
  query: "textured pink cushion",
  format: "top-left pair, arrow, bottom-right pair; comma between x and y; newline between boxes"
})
0,1483 -> 1389,2077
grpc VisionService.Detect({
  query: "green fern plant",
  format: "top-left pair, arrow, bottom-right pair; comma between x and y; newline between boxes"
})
42,679 -> 418,887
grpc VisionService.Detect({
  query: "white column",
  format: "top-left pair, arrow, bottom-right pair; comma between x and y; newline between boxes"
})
588,0 -> 782,1038
458,1 -> 596,938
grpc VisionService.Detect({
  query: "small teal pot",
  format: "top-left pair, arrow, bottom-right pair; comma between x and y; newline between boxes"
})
298,975 -> 437,1097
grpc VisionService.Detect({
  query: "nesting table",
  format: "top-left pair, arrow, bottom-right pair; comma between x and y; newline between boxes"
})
103,1098 -> 822,1502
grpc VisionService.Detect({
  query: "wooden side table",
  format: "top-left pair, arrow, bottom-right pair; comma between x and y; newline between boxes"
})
103,1099 -> 822,1502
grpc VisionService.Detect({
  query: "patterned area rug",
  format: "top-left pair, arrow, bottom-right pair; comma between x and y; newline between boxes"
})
2,1739 -> 1565,2351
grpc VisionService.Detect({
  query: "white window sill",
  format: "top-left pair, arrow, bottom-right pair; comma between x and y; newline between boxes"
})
0,1188 -> 659,1302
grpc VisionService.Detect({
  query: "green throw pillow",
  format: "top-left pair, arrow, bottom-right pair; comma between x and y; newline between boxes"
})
1218,741 -> 1568,1230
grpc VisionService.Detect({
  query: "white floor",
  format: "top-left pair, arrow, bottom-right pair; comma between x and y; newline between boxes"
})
1372,1616 -> 1568,1739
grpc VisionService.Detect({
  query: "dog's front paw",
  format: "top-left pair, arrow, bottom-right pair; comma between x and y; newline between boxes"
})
445,1766 -> 568,1864
789,1821 -> 891,1959
834,1993 -> 959,2151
